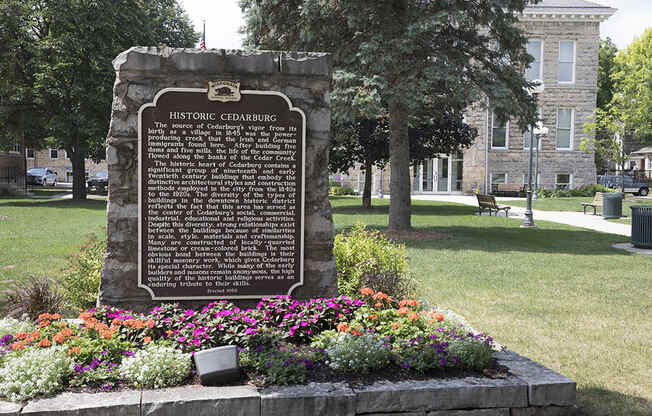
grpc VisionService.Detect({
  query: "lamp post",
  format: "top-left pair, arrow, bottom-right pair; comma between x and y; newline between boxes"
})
533,122 -> 548,200
522,81 -> 544,228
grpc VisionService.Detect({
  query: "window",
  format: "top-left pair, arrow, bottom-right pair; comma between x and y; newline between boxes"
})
556,109 -> 573,150
50,148 -> 59,159
10,143 -> 20,153
556,174 -> 571,190
26,148 -> 34,159
491,173 -> 506,193
526,40 -> 543,81
558,41 -> 575,83
491,113 -> 508,149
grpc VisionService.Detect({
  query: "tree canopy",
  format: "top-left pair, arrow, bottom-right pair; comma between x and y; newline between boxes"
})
0,0 -> 198,199
240,0 -> 539,230
596,38 -> 618,111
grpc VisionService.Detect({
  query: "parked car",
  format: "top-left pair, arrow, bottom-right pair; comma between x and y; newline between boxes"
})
26,168 -> 57,186
598,175 -> 649,196
87,171 -> 108,193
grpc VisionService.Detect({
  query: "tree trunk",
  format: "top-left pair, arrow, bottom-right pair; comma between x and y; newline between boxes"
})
362,159 -> 372,209
71,151 -> 87,200
388,100 -> 411,231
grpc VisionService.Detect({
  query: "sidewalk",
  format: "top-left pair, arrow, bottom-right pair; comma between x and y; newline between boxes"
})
411,194 -> 631,236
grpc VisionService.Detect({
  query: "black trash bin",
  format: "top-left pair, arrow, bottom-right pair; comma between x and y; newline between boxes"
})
631,206 -> 652,249
602,192 -> 624,219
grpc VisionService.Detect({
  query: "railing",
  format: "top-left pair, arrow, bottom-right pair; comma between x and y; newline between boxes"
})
0,167 -> 26,193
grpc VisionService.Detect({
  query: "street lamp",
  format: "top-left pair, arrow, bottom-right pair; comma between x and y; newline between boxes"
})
533,121 -> 549,200
522,80 -> 544,228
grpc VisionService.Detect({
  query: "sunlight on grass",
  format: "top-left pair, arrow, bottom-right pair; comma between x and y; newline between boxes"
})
331,196 -> 652,416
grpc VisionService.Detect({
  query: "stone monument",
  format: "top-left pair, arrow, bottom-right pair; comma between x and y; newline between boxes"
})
100,47 -> 336,311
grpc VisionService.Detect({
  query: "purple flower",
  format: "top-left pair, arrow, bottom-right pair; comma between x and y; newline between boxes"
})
265,361 -> 271,368
123,350 -> 135,357
0,334 -> 14,346
244,328 -> 257,335
177,336 -> 187,343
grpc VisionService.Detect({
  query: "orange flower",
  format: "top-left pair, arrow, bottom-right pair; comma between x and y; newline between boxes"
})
408,312 -> 420,322
432,312 -> 444,322
30,330 -> 42,340
10,341 -> 25,351
350,329 -> 363,336
374,302 -> 383,309
337,322 -> 350,332
397,307 -> 410,315
146,320 -> 155,329
143,336 -> 152,343
38,339 -> 52,347
399,299 -> 419,308
68,347 -> 81,356
38,320 -> 51,327
369,314 -> 378,320
360,287 -> 375,296
165,329 -> 174,337
15,332 -> 28,340
51,313 -> 61,320
391,322 -> 401,329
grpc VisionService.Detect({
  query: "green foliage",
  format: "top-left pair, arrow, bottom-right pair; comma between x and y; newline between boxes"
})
67,336 -> 136,367
329,185 -> 357,196
334,223 -> 413,299
597,38 -> 619,111
323,332 -> 392,373
0,346 -> 73,402
0,276 -> 65,320
119,343 -> 191,388
537,184 -> 614,199
240,344 -> 324,386
61,232 -> 106,310
447,338 -> 494,372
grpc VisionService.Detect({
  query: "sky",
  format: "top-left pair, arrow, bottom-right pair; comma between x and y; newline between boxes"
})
178,0 -> 651,51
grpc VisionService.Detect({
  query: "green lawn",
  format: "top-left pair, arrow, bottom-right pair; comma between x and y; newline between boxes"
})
0,196 -> 107,284
331,196 -> 652,416
503,195 -> 651,215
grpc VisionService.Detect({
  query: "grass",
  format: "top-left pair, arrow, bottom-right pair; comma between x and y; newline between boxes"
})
0,196 -> 107,286
331,196 -> 652,416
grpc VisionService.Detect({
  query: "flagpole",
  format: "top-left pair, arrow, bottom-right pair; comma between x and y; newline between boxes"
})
200,20 -> 206,49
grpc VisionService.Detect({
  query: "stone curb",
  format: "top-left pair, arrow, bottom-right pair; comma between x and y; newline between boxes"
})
1,352 -> 576,415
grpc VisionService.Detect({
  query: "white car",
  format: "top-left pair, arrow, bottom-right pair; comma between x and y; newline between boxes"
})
26,168 -> 57,186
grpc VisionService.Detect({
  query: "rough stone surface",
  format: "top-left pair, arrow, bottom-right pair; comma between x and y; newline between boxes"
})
141,385 -> 260,416
0,401 -> 21,415
496,351 -> 576,407
101,47 -> 335,310
510,406 -> 576,416
260,382 -> 355,416
21,391 -> 140,416
354,377 -> 528,414
428,409 -> 510,416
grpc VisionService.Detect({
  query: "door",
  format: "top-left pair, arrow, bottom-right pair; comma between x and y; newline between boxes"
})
436,157 -> 449,192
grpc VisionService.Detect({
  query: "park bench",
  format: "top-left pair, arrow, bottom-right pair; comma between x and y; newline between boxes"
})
476,194 -> 511,217
492,183 -> 526,197
581,192 -> 604,215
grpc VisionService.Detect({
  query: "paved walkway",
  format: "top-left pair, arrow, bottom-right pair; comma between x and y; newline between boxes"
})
411,194 -> 632,236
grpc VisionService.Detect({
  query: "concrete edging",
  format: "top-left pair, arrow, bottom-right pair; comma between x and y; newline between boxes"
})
2,351 -> 575,416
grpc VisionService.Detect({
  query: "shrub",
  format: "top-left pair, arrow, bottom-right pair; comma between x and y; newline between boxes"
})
69,351 -> 123,391
324,332 -> 392,373
119,343 -> 191,388
61,232 -> 106,309
241,343 -> 324,385
334,223 -> 412,299
0,277 -> 65,320
538,184 -> 614,198
0,346 -> 73,401
447,338 -> 494,371
329,185 -> 357,196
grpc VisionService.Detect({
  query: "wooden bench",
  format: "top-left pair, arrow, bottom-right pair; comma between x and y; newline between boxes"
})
581,192 -> 603,215
476,194 -> 511,217
492,183 -> 526,197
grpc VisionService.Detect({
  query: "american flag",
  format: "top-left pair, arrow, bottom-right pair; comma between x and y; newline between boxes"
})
199,20 -> 206,49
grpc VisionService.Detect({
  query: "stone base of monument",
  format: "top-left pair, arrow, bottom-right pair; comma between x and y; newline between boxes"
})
194,345 -> 240,386
12,351 -> 577,416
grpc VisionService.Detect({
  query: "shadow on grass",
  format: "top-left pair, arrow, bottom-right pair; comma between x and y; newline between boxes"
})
0,198 -> 107,211
576,387 -> 652,416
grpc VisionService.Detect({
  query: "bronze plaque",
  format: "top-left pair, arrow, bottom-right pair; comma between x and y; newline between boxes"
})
138,87 -> 305,299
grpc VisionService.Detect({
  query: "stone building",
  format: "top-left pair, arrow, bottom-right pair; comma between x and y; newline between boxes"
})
336,0 -> 616,195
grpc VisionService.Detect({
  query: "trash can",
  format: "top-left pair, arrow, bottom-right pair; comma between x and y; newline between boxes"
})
602,192 -> 624,219
631,206 -> 652,248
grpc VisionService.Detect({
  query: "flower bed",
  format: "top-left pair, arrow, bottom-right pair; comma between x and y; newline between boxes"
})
0,289 -> 495,402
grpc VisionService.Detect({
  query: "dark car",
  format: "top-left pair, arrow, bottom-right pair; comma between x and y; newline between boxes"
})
26,168 -> 57,186
598,175 -> 649,196
87,171 -> 108,193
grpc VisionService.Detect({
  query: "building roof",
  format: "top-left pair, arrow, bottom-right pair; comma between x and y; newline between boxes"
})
523,0 -> 617,21
631,147 -> 652,156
